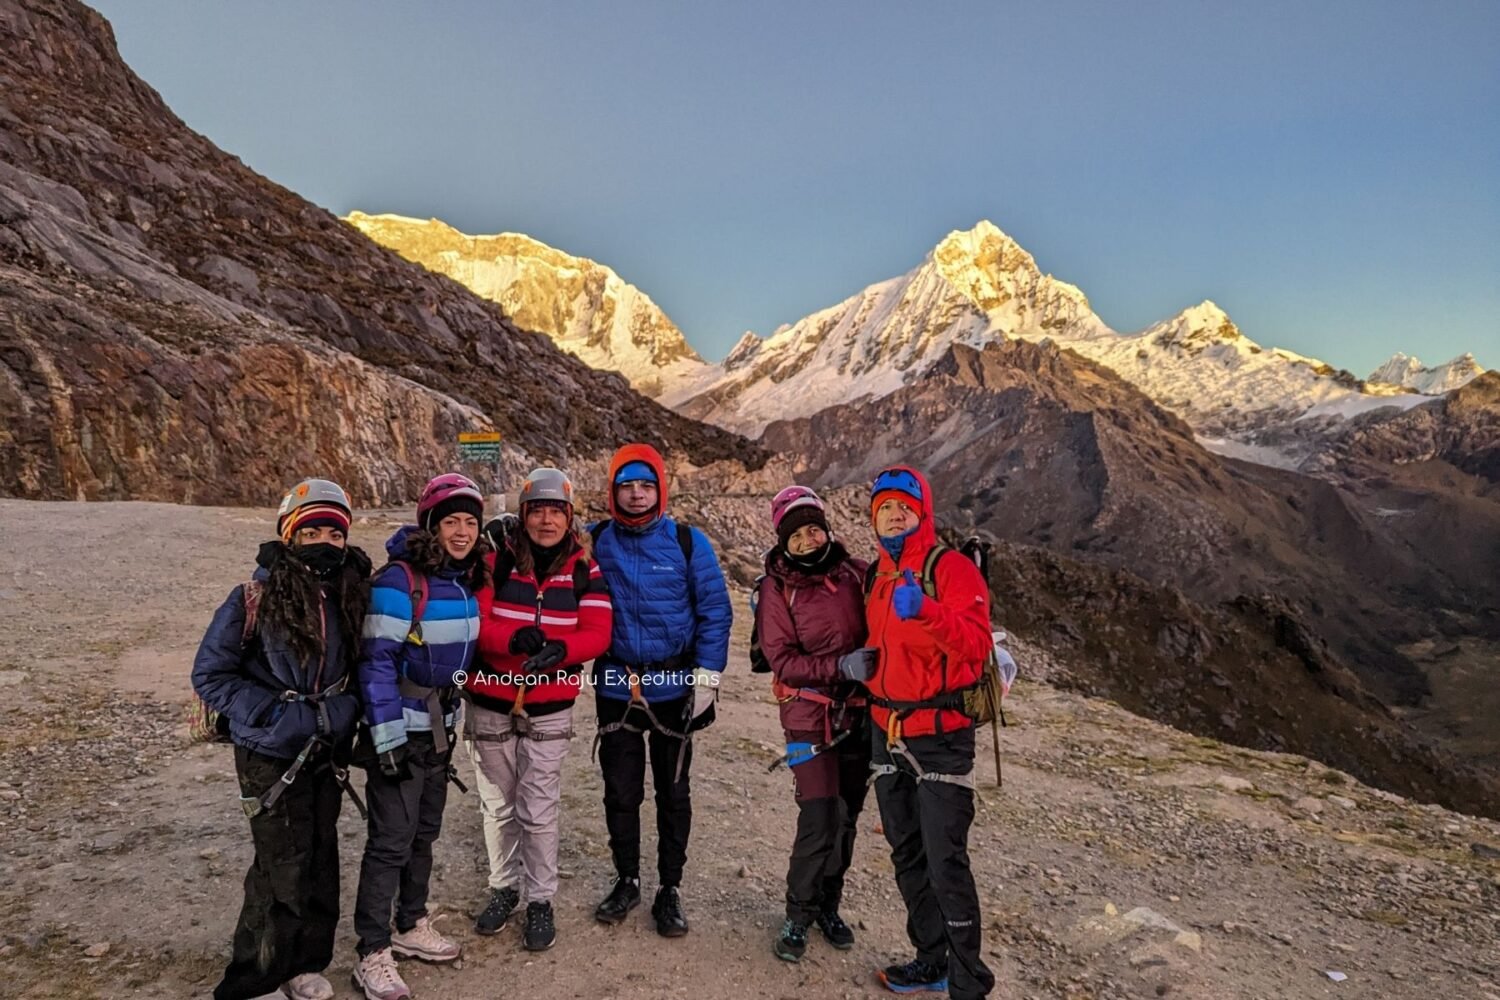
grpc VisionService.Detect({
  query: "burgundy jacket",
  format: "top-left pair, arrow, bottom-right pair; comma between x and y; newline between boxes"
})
757,542 -> 870,739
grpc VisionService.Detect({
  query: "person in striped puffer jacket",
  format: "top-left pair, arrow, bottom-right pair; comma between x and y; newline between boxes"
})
351,474 -> 487,1000
465,467 -> 613,952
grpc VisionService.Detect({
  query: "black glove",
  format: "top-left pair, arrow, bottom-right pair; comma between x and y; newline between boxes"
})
521,640 -> 568,676
836,648 -> 878,682
510,625 -> 547,656
378,744 -> 412,781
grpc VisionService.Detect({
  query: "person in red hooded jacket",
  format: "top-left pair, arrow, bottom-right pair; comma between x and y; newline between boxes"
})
465,467 -> 613,953
860,466 -> 996,1000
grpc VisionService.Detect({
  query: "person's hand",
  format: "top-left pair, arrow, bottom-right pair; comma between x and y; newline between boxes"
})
378,743 -> 411,781
509,625 -> 546,656
688,667 -> 719,732
836,648 -> 877,682
893,570 -> 927,620
521,640 -> 568,676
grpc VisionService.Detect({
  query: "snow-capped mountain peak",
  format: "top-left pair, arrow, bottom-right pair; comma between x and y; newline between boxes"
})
1367,352 -> 1486,395
1144,300 -> 1247,352
344,211 -> 709,396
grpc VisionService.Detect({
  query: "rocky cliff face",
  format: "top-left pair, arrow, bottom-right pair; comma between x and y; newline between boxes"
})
1318,371 -> 1500,485
0,0 -> 763,504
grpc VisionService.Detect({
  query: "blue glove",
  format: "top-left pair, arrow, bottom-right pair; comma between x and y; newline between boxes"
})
893,569 -> 926,620
784,742 -> 817,768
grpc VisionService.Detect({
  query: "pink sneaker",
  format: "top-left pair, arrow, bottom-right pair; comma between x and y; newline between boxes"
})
351,948 -> 412,1000
281,972 -> 334,1000
390,915 -> 461,963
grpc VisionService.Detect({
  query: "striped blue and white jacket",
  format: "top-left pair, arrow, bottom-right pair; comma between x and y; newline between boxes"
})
359,525 -> 480,754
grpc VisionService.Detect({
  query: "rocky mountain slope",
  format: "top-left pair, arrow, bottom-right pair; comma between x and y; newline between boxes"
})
760,341 -> 1500,774
668,481 -> 1500,819
0,0 -> 762,505
344,212 -> 714,398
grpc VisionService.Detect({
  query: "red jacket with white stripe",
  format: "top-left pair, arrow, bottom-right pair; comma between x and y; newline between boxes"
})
470,535 -> 613,716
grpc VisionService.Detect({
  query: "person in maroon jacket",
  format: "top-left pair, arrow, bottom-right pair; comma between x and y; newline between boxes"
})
755,486 -> 873,964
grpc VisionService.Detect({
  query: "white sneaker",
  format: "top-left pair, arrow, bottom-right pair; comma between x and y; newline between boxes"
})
390,915 -> 461,963
352,948 -> 412,1000
280,973 -> 334,1000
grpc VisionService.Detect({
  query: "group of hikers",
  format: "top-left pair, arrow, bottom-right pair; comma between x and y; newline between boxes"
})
192,443 -> 998,1000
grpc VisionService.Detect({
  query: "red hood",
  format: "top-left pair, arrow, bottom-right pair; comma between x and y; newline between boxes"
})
607,443 -> 669,524
870,464 -> 937,571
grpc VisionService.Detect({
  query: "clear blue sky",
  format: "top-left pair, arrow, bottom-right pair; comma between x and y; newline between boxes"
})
92,1 -> 1498,374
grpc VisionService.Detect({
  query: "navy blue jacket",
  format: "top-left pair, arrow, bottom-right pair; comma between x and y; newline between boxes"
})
192,567 -> 362,760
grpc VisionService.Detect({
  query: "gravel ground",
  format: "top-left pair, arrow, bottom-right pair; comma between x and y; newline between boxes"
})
1,499 -> 1497,1000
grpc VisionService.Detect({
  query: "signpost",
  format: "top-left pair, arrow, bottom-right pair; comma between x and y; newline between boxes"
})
457,431 -> 502,462
457,431 -> 503,509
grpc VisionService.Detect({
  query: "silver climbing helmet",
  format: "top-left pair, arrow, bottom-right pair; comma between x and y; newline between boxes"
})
276,478 -> 352,542
518,467 -> 574,512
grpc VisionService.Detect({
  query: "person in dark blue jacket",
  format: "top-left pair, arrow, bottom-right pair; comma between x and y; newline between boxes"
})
589,443 -> 732,937
351,473 -> 486,1000
192,479 -> 371,1000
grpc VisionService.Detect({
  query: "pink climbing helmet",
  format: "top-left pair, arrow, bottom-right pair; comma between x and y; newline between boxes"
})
417,473 -> 484,529
770,485 -> 825,533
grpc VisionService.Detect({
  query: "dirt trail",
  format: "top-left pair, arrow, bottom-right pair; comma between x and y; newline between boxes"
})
1,500 -> 1497,1000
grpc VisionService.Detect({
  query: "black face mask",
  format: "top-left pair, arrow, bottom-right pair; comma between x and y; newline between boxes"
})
786,539 -> 835,572
295,542 -> 348,580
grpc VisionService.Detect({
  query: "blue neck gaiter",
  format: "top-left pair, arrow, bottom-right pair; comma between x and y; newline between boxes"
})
879,526 -> 917,561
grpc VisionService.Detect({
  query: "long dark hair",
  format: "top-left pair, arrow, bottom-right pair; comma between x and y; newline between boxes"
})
256,541 -> 372,667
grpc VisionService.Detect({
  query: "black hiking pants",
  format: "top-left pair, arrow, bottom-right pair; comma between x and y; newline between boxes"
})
784,723 -> 870,924
353,732 -> 451,956
597,693 -> 694,887
214,744 -> 341,1000
872,725 -> 995,1000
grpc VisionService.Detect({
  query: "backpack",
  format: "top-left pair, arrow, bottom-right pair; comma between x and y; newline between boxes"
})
188,580 -> 266,744
748,562 -> 775,676
385,560 -> 431,642
747,572 -> 795,694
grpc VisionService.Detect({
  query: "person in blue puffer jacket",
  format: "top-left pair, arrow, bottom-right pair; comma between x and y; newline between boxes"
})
351,473 -> 486,1000
192,478 -> 371,1000
588,443 -> 732,938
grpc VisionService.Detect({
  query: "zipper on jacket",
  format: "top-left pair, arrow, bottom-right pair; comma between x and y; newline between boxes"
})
312,596 -> 328,694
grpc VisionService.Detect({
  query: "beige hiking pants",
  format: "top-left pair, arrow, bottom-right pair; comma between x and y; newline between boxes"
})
466,702 -> 574,902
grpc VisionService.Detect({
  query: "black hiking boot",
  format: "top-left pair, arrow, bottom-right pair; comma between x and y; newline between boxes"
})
877,959 -> 948,994
474,885 -> 520,936
815,910 -> 855,949
652,885 -> 689,938
773,920 -> 808,962
522,901 -> 556,952
594,876 -> 641,925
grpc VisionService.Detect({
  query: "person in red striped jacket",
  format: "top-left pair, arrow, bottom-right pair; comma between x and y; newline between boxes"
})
464,467 -> 613,952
